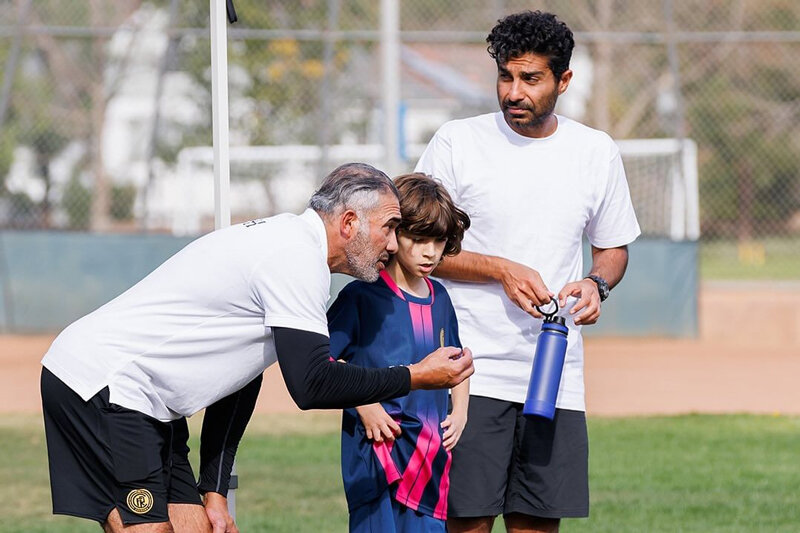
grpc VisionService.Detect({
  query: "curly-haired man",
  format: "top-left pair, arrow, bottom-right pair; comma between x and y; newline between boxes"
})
415,11 -> 641,533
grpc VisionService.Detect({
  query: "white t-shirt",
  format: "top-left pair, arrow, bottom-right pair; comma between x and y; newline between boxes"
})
415,113 -> 641,411
42,209 -> 330,422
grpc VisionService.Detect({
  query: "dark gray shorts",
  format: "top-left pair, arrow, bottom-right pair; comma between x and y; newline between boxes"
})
41,367 -> 202,525
447,395 -> 589,519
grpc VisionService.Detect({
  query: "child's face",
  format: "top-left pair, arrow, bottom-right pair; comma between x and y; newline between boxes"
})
395,231 -> 447,279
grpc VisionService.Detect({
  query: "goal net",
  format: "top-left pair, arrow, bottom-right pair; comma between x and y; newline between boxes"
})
615,138 -> 699,241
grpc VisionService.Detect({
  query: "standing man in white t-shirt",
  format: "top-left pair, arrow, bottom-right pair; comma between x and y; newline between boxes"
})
415,11 -> 640,533
40,163 -> 474,533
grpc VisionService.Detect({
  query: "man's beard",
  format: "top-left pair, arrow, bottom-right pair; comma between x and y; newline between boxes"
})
345,225 -> 386,282
502,87 -> 558,130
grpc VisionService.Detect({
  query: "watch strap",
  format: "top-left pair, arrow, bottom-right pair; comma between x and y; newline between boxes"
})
585,274 -> 610,302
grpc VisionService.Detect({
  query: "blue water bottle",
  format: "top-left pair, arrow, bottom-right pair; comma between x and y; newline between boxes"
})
523,300 -> 569,420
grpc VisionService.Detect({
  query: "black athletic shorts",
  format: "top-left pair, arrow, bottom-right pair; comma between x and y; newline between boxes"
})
447,395 -> 589,519
40,367 -> 202,525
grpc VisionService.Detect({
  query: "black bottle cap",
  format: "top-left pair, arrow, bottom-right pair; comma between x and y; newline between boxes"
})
544,315 -> 566,326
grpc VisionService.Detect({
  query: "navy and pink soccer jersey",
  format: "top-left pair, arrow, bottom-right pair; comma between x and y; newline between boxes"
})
327,270 -> 462,520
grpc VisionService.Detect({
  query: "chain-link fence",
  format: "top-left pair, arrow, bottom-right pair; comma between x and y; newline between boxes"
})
0,0 -> 798,279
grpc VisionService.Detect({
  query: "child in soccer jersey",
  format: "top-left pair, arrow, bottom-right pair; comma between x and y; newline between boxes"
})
327,172 -> 472,533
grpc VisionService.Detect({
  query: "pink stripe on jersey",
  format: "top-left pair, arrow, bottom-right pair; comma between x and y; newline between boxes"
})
379,270 -> 405,299
377,269 -> 448,515
420,301 -> 434,344
408,302 -> 424,346
394,415 -> 442,512
432,450 -> 452,519
380,270 -> 436,348
373,439 -> 401,485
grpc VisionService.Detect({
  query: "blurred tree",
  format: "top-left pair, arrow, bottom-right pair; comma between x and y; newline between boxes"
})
540,0 -> 800,241
27,0 -> 142,231
62,174 -> 91,230
178,0 -> 378,146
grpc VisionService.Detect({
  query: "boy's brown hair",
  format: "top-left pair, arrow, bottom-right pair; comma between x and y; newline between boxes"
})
393,173 -> 470,257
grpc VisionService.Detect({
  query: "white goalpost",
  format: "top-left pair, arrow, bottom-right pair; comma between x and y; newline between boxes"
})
209,0 -> 236,517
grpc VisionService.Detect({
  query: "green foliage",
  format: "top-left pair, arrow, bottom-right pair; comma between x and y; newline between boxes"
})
0,129 -> 15,193
175,0 -> 380,146
62,176 -> 91,230
4,192 -> 38,228
27,129 -> 67,161
110,184 -> 137,221
62,177 -> 136,227
688,62 -> 800,239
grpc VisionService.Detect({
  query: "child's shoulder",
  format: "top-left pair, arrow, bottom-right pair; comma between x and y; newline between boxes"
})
429,277 -> 448,291
429,278 -> 453,300
335,278 -> 386,302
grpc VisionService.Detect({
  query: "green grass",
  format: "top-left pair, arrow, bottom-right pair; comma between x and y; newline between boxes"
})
2,413 -> 799,532
561,415 -> 800,533
700,238 -> 800,280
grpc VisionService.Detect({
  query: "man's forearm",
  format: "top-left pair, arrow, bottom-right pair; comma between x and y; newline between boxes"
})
434,250 -> 506,282
198,374 -> 263,496
274,327 -> 411,410
588,245 -> 629,289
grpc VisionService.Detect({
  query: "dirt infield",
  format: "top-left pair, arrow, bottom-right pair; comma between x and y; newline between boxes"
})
4,283 -> 798,417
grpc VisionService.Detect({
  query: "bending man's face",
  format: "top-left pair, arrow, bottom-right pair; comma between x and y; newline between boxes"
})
496,52 -> 572,137
345,193 -> 400,282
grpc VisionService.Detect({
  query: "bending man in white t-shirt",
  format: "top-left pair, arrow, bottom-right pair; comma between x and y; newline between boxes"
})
40,163 -> 474,533
415,11 -> 640,533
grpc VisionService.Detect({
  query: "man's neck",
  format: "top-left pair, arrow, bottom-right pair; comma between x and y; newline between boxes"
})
323,216 -> 348,274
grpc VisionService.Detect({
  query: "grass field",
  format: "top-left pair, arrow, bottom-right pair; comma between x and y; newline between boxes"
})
700,238 -> 800,280
2,412 -> 798,532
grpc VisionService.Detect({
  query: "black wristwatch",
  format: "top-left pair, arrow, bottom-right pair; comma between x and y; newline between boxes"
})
585,275 -> 610,302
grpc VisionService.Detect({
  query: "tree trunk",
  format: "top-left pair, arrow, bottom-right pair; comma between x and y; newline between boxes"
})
591,0 -> 613,133
89,0 -> 110,232
37,157 -> 51,228
736,159 -> 754,241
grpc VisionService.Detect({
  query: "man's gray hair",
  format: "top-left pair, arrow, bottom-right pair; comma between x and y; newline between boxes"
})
308,162 -> 399,216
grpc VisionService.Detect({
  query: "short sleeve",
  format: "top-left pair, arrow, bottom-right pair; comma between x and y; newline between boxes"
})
585,149 -> 642,248
326,285 -> 360,361
447,304 -> 462,349
252,243 -> 330,337
435,283 -> 462,350
415,125 -> 460,204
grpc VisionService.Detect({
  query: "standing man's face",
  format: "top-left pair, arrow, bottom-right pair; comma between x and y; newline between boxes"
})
344,192 -> 401,282
496,52 -> 572,138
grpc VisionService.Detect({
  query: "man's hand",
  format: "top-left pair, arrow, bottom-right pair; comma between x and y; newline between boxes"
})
204,492 -> 239,533
559,279 -> 601,325
409,347 -> 473,390
498,259 -> 554,318
356,403 -> 401,442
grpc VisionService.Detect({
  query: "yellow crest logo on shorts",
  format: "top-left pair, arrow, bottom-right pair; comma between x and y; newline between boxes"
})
126,488 -> 154,514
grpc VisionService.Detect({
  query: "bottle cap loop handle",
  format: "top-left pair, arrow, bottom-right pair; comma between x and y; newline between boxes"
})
534,299 -> 559,320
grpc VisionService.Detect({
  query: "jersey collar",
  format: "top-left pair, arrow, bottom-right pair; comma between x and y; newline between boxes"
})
379,269 -> 434,304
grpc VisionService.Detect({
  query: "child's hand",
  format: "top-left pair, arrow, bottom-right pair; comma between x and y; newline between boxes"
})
356,403 -> 401,442
441,411 -> 467,451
